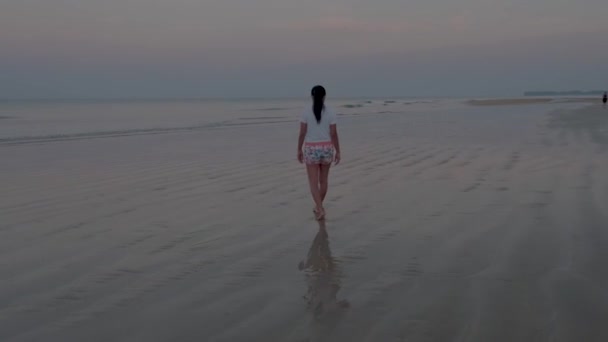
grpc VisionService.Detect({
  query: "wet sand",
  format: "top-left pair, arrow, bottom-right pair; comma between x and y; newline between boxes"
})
1,103 -> 608,341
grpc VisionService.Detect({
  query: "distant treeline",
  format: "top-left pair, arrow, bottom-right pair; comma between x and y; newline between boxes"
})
524,91 -> 604,96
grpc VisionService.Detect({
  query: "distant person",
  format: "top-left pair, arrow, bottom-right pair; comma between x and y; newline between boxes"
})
297,85 -> 341,220
603,92 -> 607,105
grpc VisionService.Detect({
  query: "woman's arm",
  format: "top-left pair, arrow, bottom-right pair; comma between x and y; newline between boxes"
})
330,124 -> 340,164
297,122 -> 307,163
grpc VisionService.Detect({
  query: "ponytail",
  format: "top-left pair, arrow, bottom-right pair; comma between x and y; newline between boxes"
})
311,85 -> 326,124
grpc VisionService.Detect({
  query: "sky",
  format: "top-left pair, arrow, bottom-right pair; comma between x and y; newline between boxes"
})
1,0 -> 607,99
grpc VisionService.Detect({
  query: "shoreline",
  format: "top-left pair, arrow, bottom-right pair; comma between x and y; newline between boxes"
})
467,97 -> 598,106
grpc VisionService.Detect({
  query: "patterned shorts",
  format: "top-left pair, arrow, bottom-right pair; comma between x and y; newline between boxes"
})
304,142 -> 334,165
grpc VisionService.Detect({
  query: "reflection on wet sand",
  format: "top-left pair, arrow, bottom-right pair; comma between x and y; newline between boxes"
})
299,220 -> 349,319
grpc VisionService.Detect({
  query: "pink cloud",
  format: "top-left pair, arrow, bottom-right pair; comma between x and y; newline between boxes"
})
282,16 -> 431,34
316,16 -> 409,33
274,15 -> 476,35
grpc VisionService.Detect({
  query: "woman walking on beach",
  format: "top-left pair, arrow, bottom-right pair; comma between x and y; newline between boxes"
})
297,85 -> 341,220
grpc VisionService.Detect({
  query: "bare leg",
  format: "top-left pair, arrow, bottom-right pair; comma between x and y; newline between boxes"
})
319,163 -> 331,202
306,164 -> 323,216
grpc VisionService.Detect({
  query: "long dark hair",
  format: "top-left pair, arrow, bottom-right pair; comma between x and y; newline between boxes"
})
311,85 -> 326,124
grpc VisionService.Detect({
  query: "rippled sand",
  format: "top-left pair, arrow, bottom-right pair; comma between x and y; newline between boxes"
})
1,101 -> 608,341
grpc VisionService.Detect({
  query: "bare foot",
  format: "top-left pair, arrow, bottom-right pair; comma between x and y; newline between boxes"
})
315,207 -> 325,221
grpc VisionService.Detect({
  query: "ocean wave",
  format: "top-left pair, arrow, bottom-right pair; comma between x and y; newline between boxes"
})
238,116 -> 288,120
250,107 -> 292,111
403,100 -> 435,105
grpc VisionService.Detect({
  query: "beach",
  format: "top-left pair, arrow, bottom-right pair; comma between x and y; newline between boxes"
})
1,99 -> 608,341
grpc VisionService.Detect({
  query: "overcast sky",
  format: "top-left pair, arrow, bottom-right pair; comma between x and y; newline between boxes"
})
1,0 -> 607,99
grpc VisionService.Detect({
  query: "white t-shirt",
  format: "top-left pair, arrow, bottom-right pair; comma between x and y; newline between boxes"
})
300,105 -> 337,143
